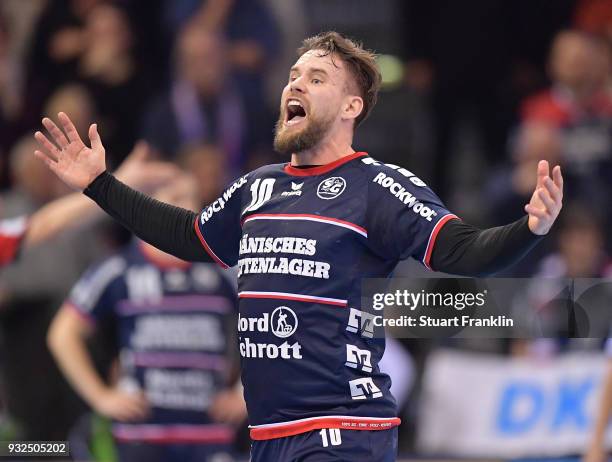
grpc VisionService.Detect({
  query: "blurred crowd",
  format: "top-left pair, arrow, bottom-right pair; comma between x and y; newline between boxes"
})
0,0 -> 611,459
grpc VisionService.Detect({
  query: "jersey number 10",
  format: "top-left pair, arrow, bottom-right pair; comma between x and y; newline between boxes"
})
319,428 -> 342,447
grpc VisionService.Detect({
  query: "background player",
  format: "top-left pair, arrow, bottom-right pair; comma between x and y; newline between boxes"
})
48,171 -> 246,462
0,142 -> 177,267
34,32 -> 563,461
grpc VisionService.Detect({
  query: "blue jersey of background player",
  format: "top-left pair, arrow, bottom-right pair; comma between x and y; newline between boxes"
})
37,32 -> 563,462
48,175 -> 246,462
53,240 -> 244,462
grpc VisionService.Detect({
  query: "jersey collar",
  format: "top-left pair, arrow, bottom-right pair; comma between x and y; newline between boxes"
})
283,151 -> 368,177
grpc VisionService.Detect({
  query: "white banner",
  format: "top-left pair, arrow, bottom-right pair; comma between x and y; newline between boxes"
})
418,349 -> 610,458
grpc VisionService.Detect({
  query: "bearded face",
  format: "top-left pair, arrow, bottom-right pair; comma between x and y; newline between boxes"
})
273,97 -> 335,156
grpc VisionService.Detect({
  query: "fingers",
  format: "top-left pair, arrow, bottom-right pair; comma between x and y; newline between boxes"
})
543,177 -> 562,204
536,160 -> 549,188
34,150 -> 60,174
113,394 -> 149,422
42,117 -> 69,149
88,123 -> 104,151
57,112 -> 82,143
122,402 -> 148,421
552,165 -> 563,192
34,131 -> 61,161
537,188 -> 555,210
525,203 -> 548,219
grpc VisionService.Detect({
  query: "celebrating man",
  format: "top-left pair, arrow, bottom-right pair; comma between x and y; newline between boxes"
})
34,32 -> 562,461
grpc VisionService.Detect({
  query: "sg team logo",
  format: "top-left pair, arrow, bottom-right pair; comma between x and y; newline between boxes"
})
317,177 -> 346,200
271,306 -> 298,338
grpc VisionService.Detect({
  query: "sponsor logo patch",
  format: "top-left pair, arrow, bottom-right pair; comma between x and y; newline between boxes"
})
317,177 -> 346,200
200,175 -> 248,224
238,308 -> 302,359
281,182 -> 303,197
271,306 -> 298,338
349,377 -> 382,400
346,308 -> 375,338
372,172 -> 438,222
345,344 -> 373,372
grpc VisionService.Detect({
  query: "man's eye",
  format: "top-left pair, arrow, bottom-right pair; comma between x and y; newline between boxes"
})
289,76 -> 297,82
312,79 -> 322,84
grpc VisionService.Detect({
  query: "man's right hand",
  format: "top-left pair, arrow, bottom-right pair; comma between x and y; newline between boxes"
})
34,112 -> 107,191
92,387 -> 150,422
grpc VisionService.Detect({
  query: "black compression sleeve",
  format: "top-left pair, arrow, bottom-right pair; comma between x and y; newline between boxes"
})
84,171 -> 212,262
430,215 -> 542,276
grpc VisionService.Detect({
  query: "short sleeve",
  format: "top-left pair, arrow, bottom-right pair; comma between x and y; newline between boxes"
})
365,164 -> 458,268
195,175 -> 249,268
66,256 -> 126,324
0,216 -> 28,267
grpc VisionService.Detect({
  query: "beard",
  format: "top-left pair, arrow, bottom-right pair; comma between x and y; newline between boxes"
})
273,109 -> 333,156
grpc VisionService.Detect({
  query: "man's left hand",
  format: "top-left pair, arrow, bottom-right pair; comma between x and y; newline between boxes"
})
525,160 -> 563,235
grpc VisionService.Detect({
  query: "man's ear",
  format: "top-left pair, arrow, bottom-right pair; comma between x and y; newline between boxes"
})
342,96 -> 364,122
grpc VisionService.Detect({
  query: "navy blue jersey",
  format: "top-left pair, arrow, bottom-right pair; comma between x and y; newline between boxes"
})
195,152 -> 457,440
67,241 -> 238,444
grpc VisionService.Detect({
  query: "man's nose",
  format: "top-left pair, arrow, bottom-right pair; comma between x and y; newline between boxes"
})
290,77 -> 306,94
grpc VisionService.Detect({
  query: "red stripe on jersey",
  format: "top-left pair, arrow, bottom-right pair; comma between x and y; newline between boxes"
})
283,152 -> 367,176
193,218 -> 229,269
238,291 -> 347,307
423,214 -> 459,270
249,416 -> 401,440
242,213 -> 367,237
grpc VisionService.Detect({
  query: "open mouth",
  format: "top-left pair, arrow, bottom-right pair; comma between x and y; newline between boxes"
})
286,99 -> 307,126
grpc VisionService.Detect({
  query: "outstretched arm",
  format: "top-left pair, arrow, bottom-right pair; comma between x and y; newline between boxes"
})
34,113 -> 211,262
24,142 -> 178,249
431,160 -> 563,276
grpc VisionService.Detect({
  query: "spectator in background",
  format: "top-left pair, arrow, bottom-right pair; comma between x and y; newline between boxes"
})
48,172 -> 246,462
161,0 -> 280,87
0,12 -> 22,185
161,0 -> 281,168
44,84 -> 97,143
399,0 -> 575,199
522,30 -> 612,127
574,0 -> 612,43
520,30 -> 612,224
483,123 -> 561,275
24,0 -> 103,124
533,204 -> 611,279
78,3 -> 153,165
142,24 -> 253,177
176,144 -> 226,206
488,123 -> 562,225
2,136 -> 67,216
